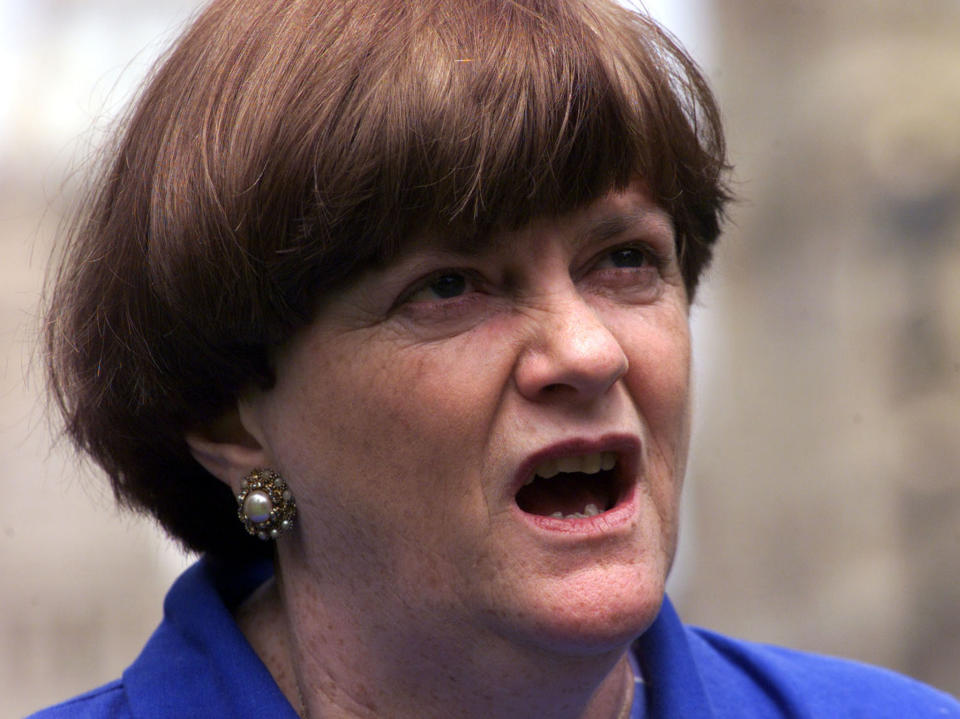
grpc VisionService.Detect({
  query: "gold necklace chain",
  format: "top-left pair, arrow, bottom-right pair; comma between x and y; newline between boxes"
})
617,656 -> 637,719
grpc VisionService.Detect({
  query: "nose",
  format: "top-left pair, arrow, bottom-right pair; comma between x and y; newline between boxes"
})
513,289 -> 629,403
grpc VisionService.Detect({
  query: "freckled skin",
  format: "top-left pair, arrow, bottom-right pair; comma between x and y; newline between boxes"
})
236,183 -> 691,718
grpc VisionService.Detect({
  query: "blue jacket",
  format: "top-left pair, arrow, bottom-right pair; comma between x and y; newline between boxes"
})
29,557 -> 960,718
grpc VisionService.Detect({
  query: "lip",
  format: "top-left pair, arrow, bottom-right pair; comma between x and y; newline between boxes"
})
510,434 -> 642,535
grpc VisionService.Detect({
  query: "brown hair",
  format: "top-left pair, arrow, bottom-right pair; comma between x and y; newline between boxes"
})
46,0 -> 730,560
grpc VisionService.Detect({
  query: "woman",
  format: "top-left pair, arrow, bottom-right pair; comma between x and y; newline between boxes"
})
33,0 -> 960,717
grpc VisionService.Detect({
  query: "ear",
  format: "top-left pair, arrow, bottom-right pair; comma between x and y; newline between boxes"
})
185,403 -> 271,494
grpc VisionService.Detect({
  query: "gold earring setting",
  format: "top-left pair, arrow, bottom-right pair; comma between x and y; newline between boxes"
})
236,468 -> 297,540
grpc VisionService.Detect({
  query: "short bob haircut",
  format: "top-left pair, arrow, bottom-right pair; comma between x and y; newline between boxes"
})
46,0 -> 730,561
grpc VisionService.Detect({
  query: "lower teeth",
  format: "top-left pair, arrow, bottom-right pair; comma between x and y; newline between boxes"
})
549,503 -> 601,520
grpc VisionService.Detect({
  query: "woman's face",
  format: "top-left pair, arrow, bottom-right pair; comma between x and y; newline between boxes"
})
243,182 -> 691,658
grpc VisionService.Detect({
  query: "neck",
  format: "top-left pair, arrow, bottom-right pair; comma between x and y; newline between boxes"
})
237,559 -> 638,719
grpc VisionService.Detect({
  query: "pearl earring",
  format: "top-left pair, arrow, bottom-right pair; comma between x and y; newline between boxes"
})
236,468 -> 297,540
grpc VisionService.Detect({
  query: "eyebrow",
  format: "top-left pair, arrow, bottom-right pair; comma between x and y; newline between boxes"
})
424,205 -> 671,260
575,208 -> 664,248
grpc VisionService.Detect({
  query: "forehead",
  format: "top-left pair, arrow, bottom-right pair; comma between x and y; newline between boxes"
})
409,185 -> 675,260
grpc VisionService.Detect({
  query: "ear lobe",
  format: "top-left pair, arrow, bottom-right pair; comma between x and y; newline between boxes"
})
185,406 -> 270,493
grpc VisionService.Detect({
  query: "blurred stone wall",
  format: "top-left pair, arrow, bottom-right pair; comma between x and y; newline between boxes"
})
1,4 -> 200,718
675,0 -> 960,696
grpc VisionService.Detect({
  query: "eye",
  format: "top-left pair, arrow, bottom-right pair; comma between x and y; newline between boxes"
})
426,273 -> 468,299
403,270 -> 475,304
606,247 -> 653,268
582,242 -> 671,301
592,244 -> 662,272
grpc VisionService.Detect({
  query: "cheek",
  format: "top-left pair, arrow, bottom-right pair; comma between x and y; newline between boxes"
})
620,309 -> 691,434
368,338 -> 499,451
267,332 -> 501,509
619,310 -> 691,499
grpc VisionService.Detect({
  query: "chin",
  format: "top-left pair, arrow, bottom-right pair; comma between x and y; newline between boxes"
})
502,565 -> 667,657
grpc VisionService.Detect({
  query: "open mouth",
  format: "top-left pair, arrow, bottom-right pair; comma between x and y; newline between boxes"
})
515,452 -> 622,519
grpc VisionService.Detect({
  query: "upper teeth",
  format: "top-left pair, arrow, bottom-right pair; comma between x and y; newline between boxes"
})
532,452 -> 617,480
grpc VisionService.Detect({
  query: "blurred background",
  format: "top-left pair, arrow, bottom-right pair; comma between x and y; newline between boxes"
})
2,1 -> 958,716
